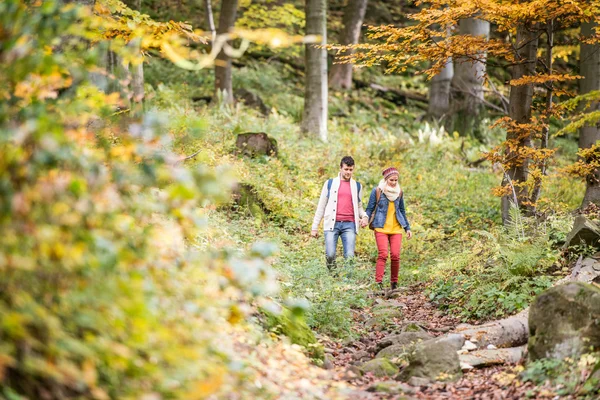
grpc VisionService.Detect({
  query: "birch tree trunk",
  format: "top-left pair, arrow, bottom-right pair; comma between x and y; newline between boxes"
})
428,50 -> 453,120
448,18 -> 489,138
501,23 -> 539,225
301,0 -> 328,141
428,60 -> 454,119
579,21 -> 600,208
214,0 -> 239,104
130,42 -> 145,117
329,0 -> 368,90
205,0 -> 217,43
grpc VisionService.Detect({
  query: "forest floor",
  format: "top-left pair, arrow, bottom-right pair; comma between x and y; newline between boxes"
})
319,285 -> 562,400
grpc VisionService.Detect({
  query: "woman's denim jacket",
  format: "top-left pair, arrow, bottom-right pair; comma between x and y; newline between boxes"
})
365,187 -> 410,231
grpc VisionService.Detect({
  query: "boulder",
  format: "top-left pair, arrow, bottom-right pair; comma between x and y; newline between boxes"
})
376,331 -> 433,356
235,88 -> 269,116
397,339 -> 462,383
528,282 -> 600,360
359,358 -> 398,378
430,334 -> 466,351
235,132 -> 278,158
352,350 -> 371,362
564,216 -> 600,250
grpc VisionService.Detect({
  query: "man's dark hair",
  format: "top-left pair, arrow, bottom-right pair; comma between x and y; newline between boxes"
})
340,156 -> 355,168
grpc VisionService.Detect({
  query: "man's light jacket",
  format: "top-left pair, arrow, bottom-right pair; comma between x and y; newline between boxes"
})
311,176 -> 367,234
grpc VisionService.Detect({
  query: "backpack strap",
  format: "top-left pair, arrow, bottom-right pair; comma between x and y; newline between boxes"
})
327,179 -> 362,198
368,188 -> 382,229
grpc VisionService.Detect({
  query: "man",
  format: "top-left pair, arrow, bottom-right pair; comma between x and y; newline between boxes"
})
311,156 -> 368,270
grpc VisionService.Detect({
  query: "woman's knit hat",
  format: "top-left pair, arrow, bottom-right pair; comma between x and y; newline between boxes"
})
382,167 -> 399,180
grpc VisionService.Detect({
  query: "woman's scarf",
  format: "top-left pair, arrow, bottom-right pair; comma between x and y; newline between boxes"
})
378,179 -> 402,202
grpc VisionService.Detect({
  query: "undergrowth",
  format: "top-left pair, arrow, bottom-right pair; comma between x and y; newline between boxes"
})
146,59 -> 584,337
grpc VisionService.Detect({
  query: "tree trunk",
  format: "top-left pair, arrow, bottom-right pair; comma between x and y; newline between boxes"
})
579,21 -> 600,208
448,18 -> 489,138
205,0 -> 216,43
214,0 -> 239,104
459,346 -> 526,369
130,42 -> 145,117
530,20 -> 554,208
501,23 -> 539,225
428,58 -> 454,120
329,0 -> 368,90
301,0 -> 328,141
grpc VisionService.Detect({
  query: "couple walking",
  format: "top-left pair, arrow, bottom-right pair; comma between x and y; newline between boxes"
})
310,156 -> 412,289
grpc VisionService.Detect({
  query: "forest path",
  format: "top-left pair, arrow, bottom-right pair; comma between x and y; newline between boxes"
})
317,285 -> 551,400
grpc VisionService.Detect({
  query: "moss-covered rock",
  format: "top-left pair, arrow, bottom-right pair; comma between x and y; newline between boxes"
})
359,358 -> 398,377
262,307 -> 324,361
376,332 -> 433,359
398,340 -> 462,383
528,282 -> 600,361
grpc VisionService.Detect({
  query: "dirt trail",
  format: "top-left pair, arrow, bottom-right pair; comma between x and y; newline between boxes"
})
319,285 -> 554,400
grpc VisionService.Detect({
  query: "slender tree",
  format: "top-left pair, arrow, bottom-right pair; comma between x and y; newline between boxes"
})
205,0 -> 217,43
129,40 -> 145,116
302,0 -> 328,140
428,59 -> 454,119
501,22 -> 539,223
330,0 -> 368,90
428,27 -> 454,120
214,0 -> 239,104
579,21 -> 600,208
448,18 -> 489,137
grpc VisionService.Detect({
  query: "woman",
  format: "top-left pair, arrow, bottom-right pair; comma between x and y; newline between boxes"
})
365,167 -> 412,290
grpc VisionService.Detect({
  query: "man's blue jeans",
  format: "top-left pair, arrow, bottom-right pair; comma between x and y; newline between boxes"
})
324,221 -> 356,271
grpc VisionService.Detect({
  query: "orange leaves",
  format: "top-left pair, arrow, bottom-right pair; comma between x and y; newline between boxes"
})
14,71 -> 72,104
561,143 -> 600,179
509,73 -> 582,86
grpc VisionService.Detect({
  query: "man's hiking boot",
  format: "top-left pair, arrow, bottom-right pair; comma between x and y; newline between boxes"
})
391,282 -> 398,291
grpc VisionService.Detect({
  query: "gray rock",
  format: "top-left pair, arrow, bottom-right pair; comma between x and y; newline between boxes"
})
376,331 -> 433,355
359,358 -> 399,377
235,132 -> 278,158
353,350 -> 371,362
397,339 -> 462,383
564,215 -> 600,250
343,365 -> 363,379
432,334 -> 466,351
528,282 -> 600,360
407,376 -> 431,387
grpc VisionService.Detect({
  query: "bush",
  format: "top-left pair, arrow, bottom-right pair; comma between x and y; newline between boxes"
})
0,2 -> 276,398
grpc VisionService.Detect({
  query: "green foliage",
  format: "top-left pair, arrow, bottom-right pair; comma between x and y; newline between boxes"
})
236,3 -> 305,59
521,353 -> 600,398
0,2 -> 277,398
261,305 -> 324,361
425,214 -> 568,320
